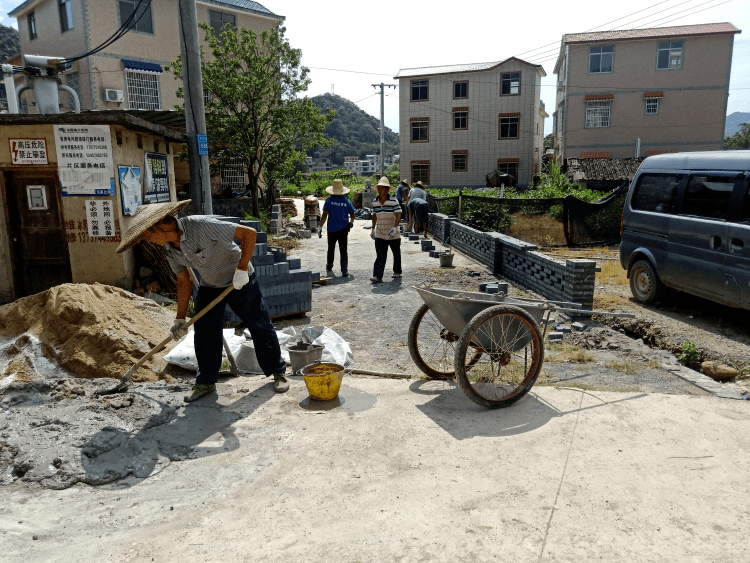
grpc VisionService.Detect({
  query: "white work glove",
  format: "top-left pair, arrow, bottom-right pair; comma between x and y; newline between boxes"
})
170,319 -> 188,341
233,268 -> 250,289
370,229 -> 376,240
387,227 -> 399,239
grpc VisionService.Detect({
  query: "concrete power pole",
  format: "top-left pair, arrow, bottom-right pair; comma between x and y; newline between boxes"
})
178,0 -> 212,215
372,83 -> 396,177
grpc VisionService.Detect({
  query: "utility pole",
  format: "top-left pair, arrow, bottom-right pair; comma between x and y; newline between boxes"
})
178,0 -> 212,215
372,82 -> 396,177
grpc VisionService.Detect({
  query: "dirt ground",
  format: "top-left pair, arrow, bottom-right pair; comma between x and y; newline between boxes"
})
542,246 -> 750,395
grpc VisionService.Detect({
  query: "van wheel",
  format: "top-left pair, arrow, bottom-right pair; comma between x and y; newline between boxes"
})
630,260 -> 664,304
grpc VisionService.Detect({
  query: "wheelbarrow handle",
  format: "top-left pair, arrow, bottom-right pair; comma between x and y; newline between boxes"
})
119,285 -> 234,384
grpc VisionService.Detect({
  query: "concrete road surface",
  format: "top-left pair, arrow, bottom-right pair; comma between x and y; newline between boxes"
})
2,374 -> 748,562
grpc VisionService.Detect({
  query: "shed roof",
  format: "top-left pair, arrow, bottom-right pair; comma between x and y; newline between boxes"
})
395,57 -> 546,79
0,111 -> 187,142
567,158 -> 644,182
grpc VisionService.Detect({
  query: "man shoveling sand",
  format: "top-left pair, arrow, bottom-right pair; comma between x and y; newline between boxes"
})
116,201 -> 289,402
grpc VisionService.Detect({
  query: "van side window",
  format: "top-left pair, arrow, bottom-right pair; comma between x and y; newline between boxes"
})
680,175 -> 735,220
741,182 -> 750,223
631,174 -> 682,213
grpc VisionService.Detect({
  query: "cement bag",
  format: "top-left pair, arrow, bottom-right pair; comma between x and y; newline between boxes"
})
242,326 -> 298,365
163,329 -> 245,372
299,325 -> 355,368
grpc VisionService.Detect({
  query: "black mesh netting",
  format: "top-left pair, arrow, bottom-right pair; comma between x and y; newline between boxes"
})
562,184 -> 628,246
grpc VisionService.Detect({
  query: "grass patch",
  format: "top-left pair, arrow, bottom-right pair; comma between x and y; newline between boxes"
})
606,361 -> 638,374
508,214 -> 566,246
545,342 -> 595,364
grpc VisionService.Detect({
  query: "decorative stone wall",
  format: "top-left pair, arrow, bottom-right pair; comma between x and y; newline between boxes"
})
427,213 -> 596,308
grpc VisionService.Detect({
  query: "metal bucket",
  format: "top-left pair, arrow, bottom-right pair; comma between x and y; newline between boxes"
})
300,362 -> 345,401
288,342 -> 324,375
439,253 -> 454,267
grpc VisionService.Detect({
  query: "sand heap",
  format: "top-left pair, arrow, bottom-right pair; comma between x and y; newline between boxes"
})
0,283 -> 175,384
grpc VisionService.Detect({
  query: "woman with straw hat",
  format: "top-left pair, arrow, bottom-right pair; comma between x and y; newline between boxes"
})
116,201 -> 289,402
370,176 -> 402,282
319,179 -> 356,278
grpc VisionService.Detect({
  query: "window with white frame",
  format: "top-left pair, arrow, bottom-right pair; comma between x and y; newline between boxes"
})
645,98 -> 659,115
59,0 -> 73,32
119,0 -> 153,34
589,45 -> 614,73
453,109 -> 467,130
28,12 -> 37,40
585,100 -> 611,128
125,69 -> 162,110
657,42 -> 683,70
220,156 -> 246,192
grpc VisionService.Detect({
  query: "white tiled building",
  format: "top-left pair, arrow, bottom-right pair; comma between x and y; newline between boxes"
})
395,58 -> 547,188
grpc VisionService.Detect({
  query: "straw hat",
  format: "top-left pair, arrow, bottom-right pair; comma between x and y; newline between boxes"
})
376,176 -> 391,189
325,179 -> 350,195
116,200 -> 191,253
401,179 -> 409,185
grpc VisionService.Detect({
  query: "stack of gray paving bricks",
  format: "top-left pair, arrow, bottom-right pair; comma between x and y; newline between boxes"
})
206,217 -> 312,322
268,204 -> 284,234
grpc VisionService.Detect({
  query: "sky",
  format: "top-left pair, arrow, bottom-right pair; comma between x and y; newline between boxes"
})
3,0 -> 749,135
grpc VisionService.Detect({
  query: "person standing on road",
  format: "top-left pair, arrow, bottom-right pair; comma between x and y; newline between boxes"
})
395,179 -> 409,224
370,176 -> 402,282
407,197 -> 430,238
116,201 -> 289,403
320,179 -> 355,278
406,181 -> 427,232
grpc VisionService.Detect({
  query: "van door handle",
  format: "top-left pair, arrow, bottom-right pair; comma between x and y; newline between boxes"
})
710,235 -> 722,249
730,239 -> 744,253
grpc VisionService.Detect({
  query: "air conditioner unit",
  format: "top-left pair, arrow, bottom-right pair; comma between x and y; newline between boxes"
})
104,89 -> 124,103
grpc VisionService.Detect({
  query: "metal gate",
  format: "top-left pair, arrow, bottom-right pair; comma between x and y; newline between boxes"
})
4,171 -> 72,298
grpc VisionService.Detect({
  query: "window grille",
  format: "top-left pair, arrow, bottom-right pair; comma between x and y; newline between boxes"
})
452,153 -> 467,172
585,100 -> 611,128
645,98 -> 659,115
221,157 -> 246,191
125,70 -> 161,110
0,84 -> 7,112
496,162 -> 518,178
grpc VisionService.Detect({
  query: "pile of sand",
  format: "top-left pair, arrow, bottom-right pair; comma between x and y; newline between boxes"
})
0,283 -> 175,384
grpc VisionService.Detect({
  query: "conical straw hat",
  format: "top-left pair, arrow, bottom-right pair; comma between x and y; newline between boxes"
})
115,200 -> 191,253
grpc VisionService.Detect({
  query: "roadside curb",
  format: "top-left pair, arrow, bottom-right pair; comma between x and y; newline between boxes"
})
664,361 -> 747,400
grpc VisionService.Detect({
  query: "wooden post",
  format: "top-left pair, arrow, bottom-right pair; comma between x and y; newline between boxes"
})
458,189 -> 463,221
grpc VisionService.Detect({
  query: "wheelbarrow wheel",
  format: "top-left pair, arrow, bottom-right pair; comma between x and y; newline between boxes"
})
455,304 -> 544,409
408,303 -> 481,379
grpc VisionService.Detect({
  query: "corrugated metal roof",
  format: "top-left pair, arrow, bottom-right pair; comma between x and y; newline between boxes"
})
567,158 -> 644,182
395,57 -> 545,79
563,22 -> 740,44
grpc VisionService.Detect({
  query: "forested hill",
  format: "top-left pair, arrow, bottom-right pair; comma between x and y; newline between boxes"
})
0,24 -> 20,61
309,93 -> 399,166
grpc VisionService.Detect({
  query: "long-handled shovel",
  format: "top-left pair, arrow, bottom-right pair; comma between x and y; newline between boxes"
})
97,285 -> 234,395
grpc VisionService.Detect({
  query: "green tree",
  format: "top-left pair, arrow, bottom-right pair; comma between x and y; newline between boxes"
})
725,122 -> 750,150
170,22 -> 335,216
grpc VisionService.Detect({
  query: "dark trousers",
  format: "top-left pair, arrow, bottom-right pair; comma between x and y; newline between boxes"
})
373,238 -> 402,279
326,227 -> 349,273
194,274 -> 286,385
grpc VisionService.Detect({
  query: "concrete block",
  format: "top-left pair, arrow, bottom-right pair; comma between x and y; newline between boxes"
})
408,234 -> 420,241
287,258 -> 302,270
255,231 -> 267,244
548,332 -> 564,342
571,322 -> 587,331
485,285 -> 499,294
312,272 -> 320,281
299,230 -> 311,239
559,326 -> 572,334
479,282 -> 488,292
252,254 -> 275,266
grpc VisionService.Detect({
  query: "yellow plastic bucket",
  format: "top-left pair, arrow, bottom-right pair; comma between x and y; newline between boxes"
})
301,362 -> 345,401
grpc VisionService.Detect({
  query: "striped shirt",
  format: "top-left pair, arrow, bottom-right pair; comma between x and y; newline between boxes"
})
372,195 -> 401,239
164,216 -> 251,288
